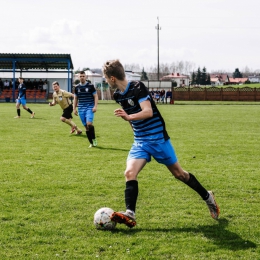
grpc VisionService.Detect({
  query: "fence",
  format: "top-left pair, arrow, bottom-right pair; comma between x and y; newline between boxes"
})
172,86 -> 260,101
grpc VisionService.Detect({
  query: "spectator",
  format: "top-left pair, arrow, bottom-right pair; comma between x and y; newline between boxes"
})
42,80 -> 48,92
38,79 -> 44,90
166,90 -> 172,104
4,80 -> 10,90
32,79 -> 38,89
15,79 -> 19,89
0,78 -> 3,91
160,89 -> 165,103
155,89 -> 160,103
149,88 -> 155,100
26,79 -> 33,89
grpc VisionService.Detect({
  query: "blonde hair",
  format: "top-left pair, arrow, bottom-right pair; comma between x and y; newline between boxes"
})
102,59 -> 125,80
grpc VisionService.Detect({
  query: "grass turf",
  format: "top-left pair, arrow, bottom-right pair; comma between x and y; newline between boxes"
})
0,101 -> 259,259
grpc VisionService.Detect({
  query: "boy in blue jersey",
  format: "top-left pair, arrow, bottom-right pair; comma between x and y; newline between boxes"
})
102,60 -> 220,228
14,77 -> 35,119
73,71 -> 98,148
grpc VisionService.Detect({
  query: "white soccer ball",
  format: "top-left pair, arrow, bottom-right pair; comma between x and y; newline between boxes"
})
94,207 -> 117,230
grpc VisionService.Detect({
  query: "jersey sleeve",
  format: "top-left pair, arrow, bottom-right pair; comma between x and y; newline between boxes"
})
134,82 -> 150,103
90,84 -> 97,94
62,90 -> 73,98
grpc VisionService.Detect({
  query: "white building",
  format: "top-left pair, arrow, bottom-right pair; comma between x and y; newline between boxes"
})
74,70 -> 103,85
161,73 -> 190,87
125,71 -> 141,81
248,75 -> 260,83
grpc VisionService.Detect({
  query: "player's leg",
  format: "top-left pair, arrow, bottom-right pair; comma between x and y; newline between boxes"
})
167,162 -> 220,219
62,106 -> 81,134
86,109 -> 97,146
153,139 -> 219,219
111,143 -> 150,227
111,158 -> 146,228
14,100 -> 21,118
78,108 -> 93,146
22,99 -> 35,118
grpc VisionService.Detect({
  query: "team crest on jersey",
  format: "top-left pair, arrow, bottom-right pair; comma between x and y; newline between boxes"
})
85,88 -> 89,92
128,99 -> 134,106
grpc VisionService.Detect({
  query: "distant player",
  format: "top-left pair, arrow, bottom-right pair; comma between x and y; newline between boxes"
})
73,71 -> 98,148
102,59 -> 220,228
14,77 -> 35,119
49,81 -> 82,135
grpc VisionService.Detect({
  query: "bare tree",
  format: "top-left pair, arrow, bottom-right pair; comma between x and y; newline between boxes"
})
124,63 -> 141,72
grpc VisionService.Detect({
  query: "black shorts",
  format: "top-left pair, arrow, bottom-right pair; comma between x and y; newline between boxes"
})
62,104 -> 73,119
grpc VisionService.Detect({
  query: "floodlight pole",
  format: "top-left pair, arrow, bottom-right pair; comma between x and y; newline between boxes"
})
155,17 -> 161,80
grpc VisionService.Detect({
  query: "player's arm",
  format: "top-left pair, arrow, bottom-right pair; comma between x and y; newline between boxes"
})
49,97 -> 56,106
73,95 -> 78,115
114,100 -> 153,121
92,93 -> 98,112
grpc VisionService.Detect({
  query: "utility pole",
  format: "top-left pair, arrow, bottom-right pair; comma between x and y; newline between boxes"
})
155,17 -> 161,80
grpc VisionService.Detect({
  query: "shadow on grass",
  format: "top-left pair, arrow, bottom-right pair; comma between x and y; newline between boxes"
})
112,218 -> 257,251
69,136 -> 129,152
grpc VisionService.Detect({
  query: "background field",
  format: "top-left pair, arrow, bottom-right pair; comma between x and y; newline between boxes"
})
0,101 -> 259,259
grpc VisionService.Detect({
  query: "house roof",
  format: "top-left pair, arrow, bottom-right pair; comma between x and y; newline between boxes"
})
0,53 -> 74,70
161,73 -> 189,80
210,77 -> 220,82
228,77 -> 248,83
209,74 -> 229,82
84,70 -> 102,77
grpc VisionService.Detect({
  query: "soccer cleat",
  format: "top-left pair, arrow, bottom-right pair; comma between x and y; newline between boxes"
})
93,139 -> 97,147
14,116 -> 20,119
70,126 -> 76,134
76,130 -> 82,135
110,210 -> 136,228
205,191 -> 220,220
31,112 -> 35,118
88,144 -> 93,148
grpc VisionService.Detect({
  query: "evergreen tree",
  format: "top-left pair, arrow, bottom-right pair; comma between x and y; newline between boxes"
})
191,71 -> 196,85
196,67 -> 201,85
201,67 -> 207,85
141,67 -> 148,81
206,73 -> 211,85
233,68 -> 243,78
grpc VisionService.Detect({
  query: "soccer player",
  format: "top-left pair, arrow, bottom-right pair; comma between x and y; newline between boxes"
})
49,81 -> 82,135
14,77 -> 35,119
73,71 -> 98,148
102,60 -> 220,228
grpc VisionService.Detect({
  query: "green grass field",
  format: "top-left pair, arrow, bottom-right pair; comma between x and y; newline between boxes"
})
0,101 -> 259,259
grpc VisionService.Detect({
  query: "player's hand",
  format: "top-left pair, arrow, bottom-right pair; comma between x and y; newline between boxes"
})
114,108 -> 129,121
74,109 -> 78,116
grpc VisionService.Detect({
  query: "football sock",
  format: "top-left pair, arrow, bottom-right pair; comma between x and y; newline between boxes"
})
27,108 -> 33,114
186,173 -> 209,200
17,109 -> 20,116
89,125 -> 96,139
125,180 -> 138,212
86,131 -> 93,144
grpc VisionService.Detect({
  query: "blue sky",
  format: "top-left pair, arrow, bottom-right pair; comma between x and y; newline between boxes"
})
1,0 -> 259,72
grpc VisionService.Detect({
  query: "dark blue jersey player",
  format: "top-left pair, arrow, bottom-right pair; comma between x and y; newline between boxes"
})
102,59 -> 220,228
14,77 -> 35,119
73,71 -> 98,148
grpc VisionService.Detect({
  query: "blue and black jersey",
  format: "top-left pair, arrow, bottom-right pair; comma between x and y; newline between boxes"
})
74,82 -> 96,109
113,81 -> 170,143
18,83 -> 26,99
